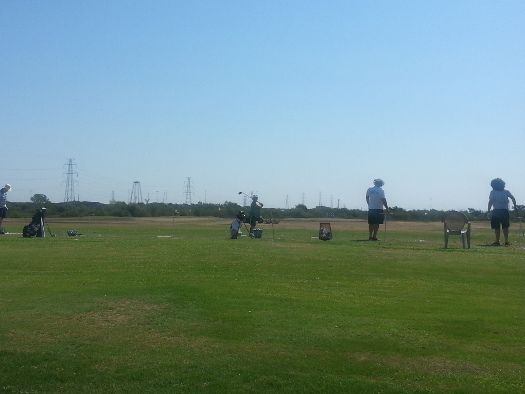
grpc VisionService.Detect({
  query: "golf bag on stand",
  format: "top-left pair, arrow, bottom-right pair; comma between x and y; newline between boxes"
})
23,208 -> 47,238
230,211 -> 246,239
319,222 -> 333,241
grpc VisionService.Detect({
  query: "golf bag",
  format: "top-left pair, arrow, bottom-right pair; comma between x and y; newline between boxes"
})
67,229 -> 81,237
23,208 -> 46,238
319,222 -> 332,241
230,211 -> 246,239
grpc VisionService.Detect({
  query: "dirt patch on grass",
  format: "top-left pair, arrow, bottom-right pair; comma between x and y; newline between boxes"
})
6,299 -> 224,357
69,299 -> 163,328
65,300 -> 225,352
349,352 -> 485,375
7,299 -> 165,350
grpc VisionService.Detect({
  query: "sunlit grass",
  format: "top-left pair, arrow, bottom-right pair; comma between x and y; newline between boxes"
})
1,218 -> 524,393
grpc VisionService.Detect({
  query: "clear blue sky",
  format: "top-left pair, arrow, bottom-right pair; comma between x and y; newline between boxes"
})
1,0 -> 523,210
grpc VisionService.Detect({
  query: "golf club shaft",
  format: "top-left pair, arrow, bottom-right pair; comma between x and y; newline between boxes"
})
46,222 -> 55,237
383,211 -> 387,242
238,191 -> 263,206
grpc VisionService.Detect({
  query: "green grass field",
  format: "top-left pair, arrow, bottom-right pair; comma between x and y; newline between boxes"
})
1,217 -> 524,393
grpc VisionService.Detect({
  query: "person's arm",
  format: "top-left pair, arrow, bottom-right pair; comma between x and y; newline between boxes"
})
487,198 -> 493,212
382,198 -> 389,210
508,191 -> 517,210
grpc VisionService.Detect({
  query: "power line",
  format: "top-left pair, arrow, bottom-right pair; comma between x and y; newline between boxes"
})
185,177 -> 192,205
129,181 -> 143,204
64,159 -> 78,202
1,168 -> 59,172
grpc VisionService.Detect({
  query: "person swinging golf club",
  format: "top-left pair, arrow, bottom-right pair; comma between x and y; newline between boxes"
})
248,195 -> 264,238
366,179 -> 389,241
0,184 -> 12,235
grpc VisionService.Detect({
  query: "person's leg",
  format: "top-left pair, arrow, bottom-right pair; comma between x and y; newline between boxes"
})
0,209 -> 6,233
372,224 -> 380,239
494,227 -> 501,244
502,210 -> 511,245
491,211 -> 501,245
249,217 -> 256,236
367,210 -> 381,240
503,227 -> 509,244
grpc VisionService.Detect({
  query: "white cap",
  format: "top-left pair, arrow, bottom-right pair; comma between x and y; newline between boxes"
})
4,184 -> 11,190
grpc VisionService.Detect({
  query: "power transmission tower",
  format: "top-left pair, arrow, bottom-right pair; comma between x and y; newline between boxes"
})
185,177 -> 192,205
301,192 -> 305,205
64,158 -> 78,202
129,181 -> 143,204
285,195 -> 289,209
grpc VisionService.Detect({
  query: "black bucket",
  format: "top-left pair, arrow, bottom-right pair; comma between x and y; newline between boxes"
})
252,228 -> 263,239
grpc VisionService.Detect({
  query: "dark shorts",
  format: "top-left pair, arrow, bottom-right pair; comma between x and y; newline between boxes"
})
0,207 -> 7,219
368,209 -> 384,225
491,209 -> 510,229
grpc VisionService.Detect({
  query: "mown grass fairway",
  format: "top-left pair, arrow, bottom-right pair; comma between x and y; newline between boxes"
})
1,218 -> 524,393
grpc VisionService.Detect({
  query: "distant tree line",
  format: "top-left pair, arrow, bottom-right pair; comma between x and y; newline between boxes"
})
6,195 -> 525,222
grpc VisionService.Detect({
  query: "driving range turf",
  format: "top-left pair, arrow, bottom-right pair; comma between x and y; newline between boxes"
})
1,217 -> 524,393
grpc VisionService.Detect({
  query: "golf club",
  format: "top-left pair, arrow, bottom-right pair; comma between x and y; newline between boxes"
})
46,222 -> 56,237
516,216 -> 523,248
271,214 -> 275,241
238,191 -> 264,207
517,208 -> 523,246
238,191 -> 252,199
238,191 -> 253,209
383,210 -> 387,242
